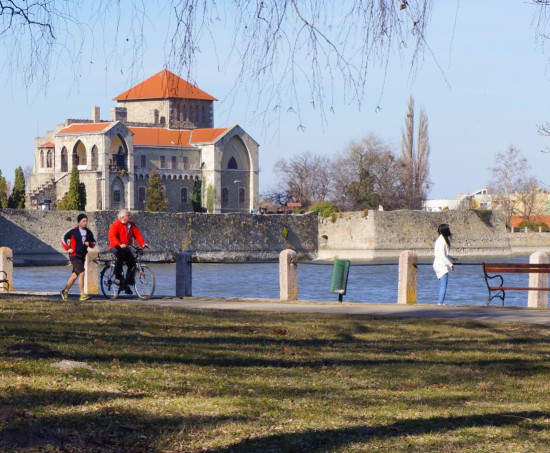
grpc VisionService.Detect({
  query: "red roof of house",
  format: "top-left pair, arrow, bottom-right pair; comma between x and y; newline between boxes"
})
114,70 -> 217,102
58,123 -> 113,134
130,127 -> 228,147
39,141 -> 55,147
190,128 -> 227,143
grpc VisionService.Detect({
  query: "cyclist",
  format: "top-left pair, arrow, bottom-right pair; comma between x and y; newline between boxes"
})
60,213 -> 96,301
108,209 -> 148,294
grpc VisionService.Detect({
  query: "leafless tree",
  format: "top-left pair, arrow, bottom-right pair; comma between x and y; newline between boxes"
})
332,133 -> 405,211
1,1 -> 434,116
273,151 -> 331,207
515,176 -> 546,219
488,145 -> 538,227
399,96 -> 431,209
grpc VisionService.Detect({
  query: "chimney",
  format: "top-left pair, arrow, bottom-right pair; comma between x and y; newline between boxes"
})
92,106 -> 100,122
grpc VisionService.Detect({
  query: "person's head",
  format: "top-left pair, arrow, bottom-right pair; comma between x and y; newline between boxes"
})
77,213 -> 88,229
118,209 -> 131,224
438,223 -> 452,245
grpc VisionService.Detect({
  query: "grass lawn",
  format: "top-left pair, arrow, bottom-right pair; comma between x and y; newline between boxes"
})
1,297 -> 550,452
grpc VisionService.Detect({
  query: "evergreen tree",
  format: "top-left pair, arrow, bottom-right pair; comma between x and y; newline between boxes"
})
57,166 -> 83,210
78,182 -> 87,210
7,166 -> 25,208
191,179 -> 202,213
145,168 -> 168,211
206,184 -> 215,213
0,170 -> 8,208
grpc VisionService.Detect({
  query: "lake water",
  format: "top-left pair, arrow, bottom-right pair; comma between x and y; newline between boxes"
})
11,257 -> 535,307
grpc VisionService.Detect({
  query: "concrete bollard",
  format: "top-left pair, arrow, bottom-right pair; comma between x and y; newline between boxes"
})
397,250 -> 417,304
176,252 -> 193,297
0,247 -> 13,292
528,250 -> 549,309
84,250 -> 99,295
279,249 -> 298,301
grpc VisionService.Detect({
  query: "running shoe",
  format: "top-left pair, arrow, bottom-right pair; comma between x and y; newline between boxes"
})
60,290 -> 69,301
79,294 -> 91,301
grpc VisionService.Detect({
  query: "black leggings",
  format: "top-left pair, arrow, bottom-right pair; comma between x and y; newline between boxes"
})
110,247 -> 136,284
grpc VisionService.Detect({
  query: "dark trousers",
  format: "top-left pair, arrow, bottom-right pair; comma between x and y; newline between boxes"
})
110,247 -> 136,284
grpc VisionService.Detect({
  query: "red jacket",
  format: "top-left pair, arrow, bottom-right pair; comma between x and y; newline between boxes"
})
108,219 -> 146,249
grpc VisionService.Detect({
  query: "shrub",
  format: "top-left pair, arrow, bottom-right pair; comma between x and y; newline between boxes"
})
517,220 -> 550,232
309,201 -> 338,217
282,226 -> 289,239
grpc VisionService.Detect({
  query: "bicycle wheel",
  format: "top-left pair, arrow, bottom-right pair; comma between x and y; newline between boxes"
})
133,265 -> 155,299
100,263 -> 120,299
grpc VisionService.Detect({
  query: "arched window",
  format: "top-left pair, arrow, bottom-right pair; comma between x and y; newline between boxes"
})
116,146 -> 127,171
72,150 -> 79,167
239,187 -> 245,203
222,188 -> 229,204
138,187 -> 146,203
228,157 -> 238,169
91,146 -> 98,170
40,150 -> 44,168
181,187 -> 188,203
46,150 -> 53,168
61,148 -> 68,172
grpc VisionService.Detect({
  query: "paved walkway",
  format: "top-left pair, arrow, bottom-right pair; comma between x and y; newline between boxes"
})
126,297 -> 550,326
6,292 -> 550,326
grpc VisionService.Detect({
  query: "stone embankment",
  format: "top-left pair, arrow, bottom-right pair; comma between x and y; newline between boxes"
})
1,209 -> 550,265
317,210 -> 550,261
0,209 -> 318,265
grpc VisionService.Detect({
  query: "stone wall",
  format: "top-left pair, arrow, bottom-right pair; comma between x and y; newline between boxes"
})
318,210 -> 514,260
0,209 -> 318,265
3,209 -> 550,266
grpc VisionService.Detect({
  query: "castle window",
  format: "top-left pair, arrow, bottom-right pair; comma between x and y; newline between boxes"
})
171,156 -> 177,170
239,187 -> 245,203
61,148 -> 68,172
40,150 -> 44,168
181,187 -> 188,203
228,157 -> 238,169
160,156 -> 166,168
183,156 -> 189,170
160,116 -> 166,125
140,155 -> 146,169
46,150 -> 53,168
72,150 -> 79,167
222,188 -> 229,204
138,187 -> 146,203
114,189 -> 121,203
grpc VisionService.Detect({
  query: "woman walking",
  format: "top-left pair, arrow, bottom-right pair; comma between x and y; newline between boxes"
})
433,223 -> 457,305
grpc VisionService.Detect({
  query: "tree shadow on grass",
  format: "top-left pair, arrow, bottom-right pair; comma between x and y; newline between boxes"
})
207,411 -> 550,453
0,407 -> 247,452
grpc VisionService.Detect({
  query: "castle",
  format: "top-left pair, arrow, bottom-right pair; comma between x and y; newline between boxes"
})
28,70 -> 259,213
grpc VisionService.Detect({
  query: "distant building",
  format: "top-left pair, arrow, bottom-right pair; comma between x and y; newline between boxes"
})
28,70 -> 259,212
423,188 -> 492,212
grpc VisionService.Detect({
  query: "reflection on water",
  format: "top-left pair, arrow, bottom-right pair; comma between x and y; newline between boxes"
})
11,257 -> 534,307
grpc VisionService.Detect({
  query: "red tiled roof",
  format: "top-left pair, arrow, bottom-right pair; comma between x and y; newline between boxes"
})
130,128 -> 193,147
190,128 -> 227,143
39,141 -> 55,147
131,127 -> 228,147
114,70 -> 217,101
58,123 -> 113,134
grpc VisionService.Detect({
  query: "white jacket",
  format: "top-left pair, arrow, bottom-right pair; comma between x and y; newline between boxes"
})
433,235 -> 454,279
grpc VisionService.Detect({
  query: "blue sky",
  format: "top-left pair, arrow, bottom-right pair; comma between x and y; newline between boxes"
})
2,1 -> 550,200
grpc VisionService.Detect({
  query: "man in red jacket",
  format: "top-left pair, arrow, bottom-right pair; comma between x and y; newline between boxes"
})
108,209 -> 148,294
60,213 -> 96,301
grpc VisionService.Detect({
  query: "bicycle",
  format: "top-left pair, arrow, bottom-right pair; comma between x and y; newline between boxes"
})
100,246 -> 155,300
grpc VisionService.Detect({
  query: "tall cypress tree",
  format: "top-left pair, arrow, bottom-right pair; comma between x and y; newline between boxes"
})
191,178 -> 202,212
57,166 -> 83,210
7,166 -> 25,208
0,170 -> 8,208
145,168 -> 168,212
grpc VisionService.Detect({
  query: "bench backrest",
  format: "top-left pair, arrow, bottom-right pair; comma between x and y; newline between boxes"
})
483,263 -> 550,274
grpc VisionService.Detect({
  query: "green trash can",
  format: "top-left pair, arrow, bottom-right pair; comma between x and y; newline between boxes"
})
330,259 -> 350,302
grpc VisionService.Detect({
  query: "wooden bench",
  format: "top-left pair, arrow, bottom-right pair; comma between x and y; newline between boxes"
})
482,262 -> 550,306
